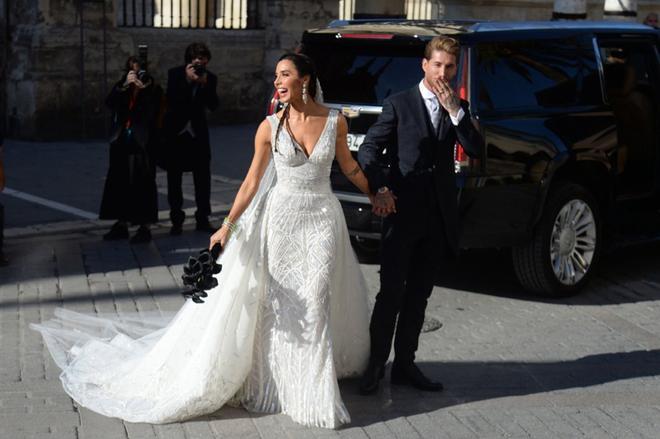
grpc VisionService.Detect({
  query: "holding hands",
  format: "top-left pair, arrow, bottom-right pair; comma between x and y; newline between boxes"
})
429,78 -> 460,117
371,187 -> 397,217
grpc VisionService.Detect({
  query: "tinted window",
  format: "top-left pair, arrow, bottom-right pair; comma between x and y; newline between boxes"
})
477,38 -> 600,111
598,40 -> 659,196
304,43 -> 424,105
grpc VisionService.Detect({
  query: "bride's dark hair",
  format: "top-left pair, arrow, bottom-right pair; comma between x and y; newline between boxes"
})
273,52 -> 318,153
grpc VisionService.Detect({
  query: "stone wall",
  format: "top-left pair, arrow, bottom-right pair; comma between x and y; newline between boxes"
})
4,0 -> 338,140
3,0 -> 659,139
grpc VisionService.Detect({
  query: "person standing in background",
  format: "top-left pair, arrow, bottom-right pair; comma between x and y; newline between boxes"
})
100,55 -> 162,243
162,42 -> 219,235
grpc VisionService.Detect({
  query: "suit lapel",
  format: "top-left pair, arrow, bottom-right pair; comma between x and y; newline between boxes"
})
409,87 -> 434,139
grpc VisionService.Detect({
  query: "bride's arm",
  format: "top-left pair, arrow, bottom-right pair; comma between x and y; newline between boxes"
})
335,114 -> 373,200
209,119 -> 272,249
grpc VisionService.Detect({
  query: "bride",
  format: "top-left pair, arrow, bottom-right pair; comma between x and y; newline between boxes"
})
31,53 -> 377,429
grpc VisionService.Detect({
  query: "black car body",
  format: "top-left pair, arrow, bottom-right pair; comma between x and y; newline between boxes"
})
293,20 -> 660,295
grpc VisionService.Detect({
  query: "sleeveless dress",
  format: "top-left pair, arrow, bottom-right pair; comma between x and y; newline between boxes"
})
31,109 -> 370,429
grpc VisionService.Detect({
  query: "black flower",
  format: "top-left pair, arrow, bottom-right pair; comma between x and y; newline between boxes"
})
181,243 -> 223,303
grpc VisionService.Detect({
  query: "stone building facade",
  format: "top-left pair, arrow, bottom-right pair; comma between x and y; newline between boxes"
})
1,0 -> 658,140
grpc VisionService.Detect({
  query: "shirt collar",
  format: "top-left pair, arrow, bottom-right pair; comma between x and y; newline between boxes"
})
418,79 -> 436,100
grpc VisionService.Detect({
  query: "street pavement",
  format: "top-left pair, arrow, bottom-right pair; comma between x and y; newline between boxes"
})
2,126 -> 660,438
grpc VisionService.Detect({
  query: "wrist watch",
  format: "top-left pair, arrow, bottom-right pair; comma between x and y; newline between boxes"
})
377,186 -> 389,194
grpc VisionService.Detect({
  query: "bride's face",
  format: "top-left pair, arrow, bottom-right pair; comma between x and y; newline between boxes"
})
274,60 -> 309,104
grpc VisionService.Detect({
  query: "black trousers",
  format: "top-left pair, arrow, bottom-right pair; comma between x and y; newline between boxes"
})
167,159 -> 211,226
369,200 -> 450,366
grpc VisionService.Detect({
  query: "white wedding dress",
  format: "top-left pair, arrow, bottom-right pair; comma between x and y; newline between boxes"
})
31,109 -> 370,429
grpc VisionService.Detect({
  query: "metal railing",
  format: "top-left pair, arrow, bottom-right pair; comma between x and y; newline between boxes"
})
117,0 -> 258,29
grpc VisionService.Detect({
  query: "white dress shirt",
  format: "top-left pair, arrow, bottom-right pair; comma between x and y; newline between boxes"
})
418,80 -> 465,131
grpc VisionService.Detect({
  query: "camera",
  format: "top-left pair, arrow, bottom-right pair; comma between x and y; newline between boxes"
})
192,64 -> 206,76
137,44 -> 149,81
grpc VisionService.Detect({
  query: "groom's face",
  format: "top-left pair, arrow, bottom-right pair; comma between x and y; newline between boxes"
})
422,49 -> 457,85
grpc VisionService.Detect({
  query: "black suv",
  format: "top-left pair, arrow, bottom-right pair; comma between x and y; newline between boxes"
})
293,19 -> 660,296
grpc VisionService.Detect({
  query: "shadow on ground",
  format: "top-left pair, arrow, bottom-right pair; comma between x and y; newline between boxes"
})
196,349 -> 660,428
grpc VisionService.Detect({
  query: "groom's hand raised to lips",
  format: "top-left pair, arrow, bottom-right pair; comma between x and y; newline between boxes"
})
430,78 -> 460,117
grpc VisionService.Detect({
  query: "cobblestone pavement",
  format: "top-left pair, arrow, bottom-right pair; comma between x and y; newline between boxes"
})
2,130 -> 660,438
1,225 -> 660,439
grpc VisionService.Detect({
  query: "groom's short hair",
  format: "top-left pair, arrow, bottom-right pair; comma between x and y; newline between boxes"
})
424,36 -> 460,60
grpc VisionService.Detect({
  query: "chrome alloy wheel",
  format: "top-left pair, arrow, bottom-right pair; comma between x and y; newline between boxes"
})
549,199 -> 597,286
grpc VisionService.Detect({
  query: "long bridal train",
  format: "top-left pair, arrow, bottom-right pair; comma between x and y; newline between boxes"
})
31,111 -> 370,429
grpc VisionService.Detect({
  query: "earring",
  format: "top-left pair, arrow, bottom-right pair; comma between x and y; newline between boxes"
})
302,82 -> 308,104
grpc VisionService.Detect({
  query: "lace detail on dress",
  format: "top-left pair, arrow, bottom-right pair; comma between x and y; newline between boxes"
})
237,109 -> 369,428
30,108 -> 369,429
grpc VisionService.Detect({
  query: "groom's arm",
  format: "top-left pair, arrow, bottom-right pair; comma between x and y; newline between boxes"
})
358,98 -> 397,193
454,100 -> 484,159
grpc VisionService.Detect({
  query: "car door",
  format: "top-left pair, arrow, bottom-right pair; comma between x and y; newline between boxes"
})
597,36 -> 660,201
465,34 -> 609,247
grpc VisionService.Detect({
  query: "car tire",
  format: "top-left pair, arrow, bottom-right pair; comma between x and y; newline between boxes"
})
512,182 -> 601,297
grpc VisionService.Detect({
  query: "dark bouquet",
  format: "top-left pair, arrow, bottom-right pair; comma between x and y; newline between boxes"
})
181,243 -> 223,303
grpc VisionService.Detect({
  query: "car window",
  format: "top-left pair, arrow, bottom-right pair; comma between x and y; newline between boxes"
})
476,37 -> 600,112
304,43 -> 425,105
599,42 -> 659,97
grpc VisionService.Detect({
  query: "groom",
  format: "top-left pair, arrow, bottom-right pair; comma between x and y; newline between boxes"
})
358,36 -> 484,394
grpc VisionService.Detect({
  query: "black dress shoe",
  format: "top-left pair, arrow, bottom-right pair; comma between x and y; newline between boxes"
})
195,221 -> 217,233
359,361 -> 386,395
130,226 -> 152,244
103,222 -> 129,241
391,362 -> 443,391
170,224 -> 183,236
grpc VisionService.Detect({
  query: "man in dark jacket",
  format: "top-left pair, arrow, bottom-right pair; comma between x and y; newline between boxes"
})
163,42 -> 219,235
358,36 -> 484,394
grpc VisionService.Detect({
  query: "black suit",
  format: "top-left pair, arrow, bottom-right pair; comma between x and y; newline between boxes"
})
163,65 -> 219,226
358,85 -> 484,366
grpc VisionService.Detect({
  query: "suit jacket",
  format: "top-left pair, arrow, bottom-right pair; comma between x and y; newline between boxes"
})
162,65 -> 219,157
106,77 -> 162,149
358,86 -> 484,253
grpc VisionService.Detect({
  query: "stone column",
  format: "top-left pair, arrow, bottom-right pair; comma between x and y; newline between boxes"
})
604,0 -> 638,21
552,0 -> 587,20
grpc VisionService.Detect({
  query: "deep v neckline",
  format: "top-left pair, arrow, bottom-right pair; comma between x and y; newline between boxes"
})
280,110 -> 333,160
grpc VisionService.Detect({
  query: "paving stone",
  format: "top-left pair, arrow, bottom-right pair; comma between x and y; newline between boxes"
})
3,164 -> 660,438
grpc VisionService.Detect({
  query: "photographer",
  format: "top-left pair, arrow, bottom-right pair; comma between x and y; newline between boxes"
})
162,42 -> 219,235
99,55 -> 162,243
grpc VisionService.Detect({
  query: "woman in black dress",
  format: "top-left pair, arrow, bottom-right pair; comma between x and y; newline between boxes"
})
100,56 -> 162,243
